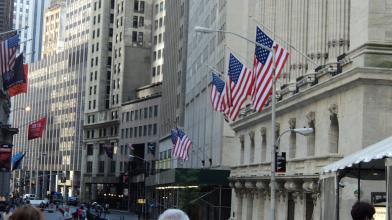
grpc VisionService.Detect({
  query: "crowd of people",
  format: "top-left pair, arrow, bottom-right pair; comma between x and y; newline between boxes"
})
0,201 -> 377,220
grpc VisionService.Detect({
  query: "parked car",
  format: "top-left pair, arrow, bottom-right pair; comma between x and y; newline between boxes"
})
22,194 -> 36,201
67,196 -> 78,206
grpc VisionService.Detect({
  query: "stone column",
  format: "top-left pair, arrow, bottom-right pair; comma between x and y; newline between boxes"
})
244,182 -> 255,220
253,181 -> 267,220
234,181 -> 244,220
262,191 -> 271,220
292,191 -> 305,220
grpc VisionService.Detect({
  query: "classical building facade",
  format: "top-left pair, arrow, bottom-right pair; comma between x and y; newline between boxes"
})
228,0 -> 392,220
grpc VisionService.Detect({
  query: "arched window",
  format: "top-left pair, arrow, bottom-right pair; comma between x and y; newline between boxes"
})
289,118 -> 296,159
329,112 -> 339,153
261,128 -> 267,162
306,112 -> 316,156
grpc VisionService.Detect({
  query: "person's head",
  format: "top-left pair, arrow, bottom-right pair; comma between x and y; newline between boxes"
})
158,209 -> 190,220
351,201 -> 375,220
10,205 -> 44,220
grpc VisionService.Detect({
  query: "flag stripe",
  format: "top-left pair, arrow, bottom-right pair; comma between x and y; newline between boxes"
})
252,27 -> 289,112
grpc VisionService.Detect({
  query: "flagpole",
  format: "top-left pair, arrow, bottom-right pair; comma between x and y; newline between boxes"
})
0,26 -> 29,37
249,16 -> 319,68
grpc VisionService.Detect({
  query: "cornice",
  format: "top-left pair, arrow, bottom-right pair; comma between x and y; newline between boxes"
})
231,67 -> 392,131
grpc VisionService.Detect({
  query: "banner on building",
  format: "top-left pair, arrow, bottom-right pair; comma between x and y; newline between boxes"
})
2,54 -> 25,90
28,117 -> 47,140
11,152 -> 25,171
8,63 -> 28,97
0,145 -> 12,171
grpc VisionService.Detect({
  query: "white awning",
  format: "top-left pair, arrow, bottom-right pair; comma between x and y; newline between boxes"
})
323,136 -> 392,173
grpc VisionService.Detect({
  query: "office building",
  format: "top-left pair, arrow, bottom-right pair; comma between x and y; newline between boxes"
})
42,0 -> 65,58
81,0 -> 153,206
12,0 -> 91,198
0,0 -> 13,35
13,0 -> 49,63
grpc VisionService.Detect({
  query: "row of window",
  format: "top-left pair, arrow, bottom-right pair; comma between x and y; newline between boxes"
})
154,17 -> 164,30
152,65 -> 162,77
133,16 -> 145,28
121,124 -> 158,139
86,160 -> 115,173
86,126 -> 118,139
122,105 -> 159,122
154,1 -> 164,14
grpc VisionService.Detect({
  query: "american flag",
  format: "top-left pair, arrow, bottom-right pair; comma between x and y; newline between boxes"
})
0,34 -> 19,75
252,27 -> 289,112
226,53 -> 254,121
172,129 -> 192,161
211,72 -> 231,112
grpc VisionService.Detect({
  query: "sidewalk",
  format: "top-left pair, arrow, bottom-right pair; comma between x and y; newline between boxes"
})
104,209 -> 138,220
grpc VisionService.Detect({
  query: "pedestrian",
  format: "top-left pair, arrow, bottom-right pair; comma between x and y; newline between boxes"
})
63,207 -> 72,220
158,209 -> 190,220
351,201 -> 375,220
2,206 -> 12,220
9,205 -> 44,220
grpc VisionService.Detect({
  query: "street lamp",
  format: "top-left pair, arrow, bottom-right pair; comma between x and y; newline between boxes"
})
194,26 -> 279,220
275,128 -> 314,146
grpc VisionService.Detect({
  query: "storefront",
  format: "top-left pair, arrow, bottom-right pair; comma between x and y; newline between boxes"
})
321,136 -> 392,220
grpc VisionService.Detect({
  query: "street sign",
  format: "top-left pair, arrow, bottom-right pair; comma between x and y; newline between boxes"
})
275,152 -> 286,173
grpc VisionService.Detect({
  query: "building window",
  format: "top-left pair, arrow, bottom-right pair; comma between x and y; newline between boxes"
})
87,162 -> 93,173
149,106 -> 153,118
134,127 -> 137,137
154,36 -> 157,45
130,127 -> 133,138
289,119 -> 297,159
98,161 -> 105,173
261,129 -> 267,162
152,67 -> 156,76
160,1 -> 164,11
139,126 -> 142,137
143,125 -> 147,136
133,16 -> 138,28
153,124 -> 157,135
329,110 -> 339,153
307,112 -> 316,156
132,31 -> 137,42
144,108 -> 148,118
87,144 -> 93,155
148,124 -> 152,136
154,105 -> 158,117
110,161 -> 116,173
240,136 -> 244,165
249,131 -> 255,164
139,17 -> 144,27
159,17 -> 163,27
137,32 -> 143,44
99,144 -> 105,155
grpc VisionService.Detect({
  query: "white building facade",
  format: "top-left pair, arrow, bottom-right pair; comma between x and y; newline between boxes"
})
227,0 -> 392,220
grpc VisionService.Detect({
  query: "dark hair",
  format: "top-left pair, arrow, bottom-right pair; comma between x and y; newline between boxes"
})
351,201 -> 375,220
10,205 -> 44,220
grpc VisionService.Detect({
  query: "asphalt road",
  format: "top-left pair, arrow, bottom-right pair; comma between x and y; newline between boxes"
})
42,207 -> 138,220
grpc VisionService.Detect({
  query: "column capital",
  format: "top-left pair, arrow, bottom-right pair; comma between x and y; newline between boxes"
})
292,191 -> 304,204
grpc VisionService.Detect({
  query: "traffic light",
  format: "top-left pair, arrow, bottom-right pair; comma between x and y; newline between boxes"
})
275,152 -> 286,173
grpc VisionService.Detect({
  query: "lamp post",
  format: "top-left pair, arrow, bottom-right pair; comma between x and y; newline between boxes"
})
129,154 -> 149,219
194,26 -> 288,220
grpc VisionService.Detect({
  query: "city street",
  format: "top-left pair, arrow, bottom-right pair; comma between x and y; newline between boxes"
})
43,207 -> 138,220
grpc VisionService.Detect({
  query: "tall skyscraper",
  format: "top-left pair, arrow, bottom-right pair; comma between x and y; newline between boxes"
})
13,0 -> 49,63
150,0 -> 165,83
12,0 -> 91,198
81,0 -> 153,204
42,1 -> 65,58
0,0 -> 13,35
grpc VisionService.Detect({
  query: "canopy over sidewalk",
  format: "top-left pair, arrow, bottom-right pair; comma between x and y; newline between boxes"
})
323,136 -> 392,173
